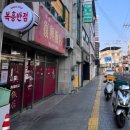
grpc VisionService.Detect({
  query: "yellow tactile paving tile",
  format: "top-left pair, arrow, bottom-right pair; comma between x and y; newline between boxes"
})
92,108 -> 99,112
88,117 -> 99,125
94,99 -> 100,103
96,92 -> 101,95
88,126 -> 98,130
87,76 -> 102,130
92,108 -> 99,113
91,113 -> 98,117
88,117 -> 99,130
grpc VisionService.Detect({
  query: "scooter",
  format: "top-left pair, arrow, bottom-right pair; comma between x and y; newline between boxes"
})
112,84 -> 130,128
104,80 -> 114,101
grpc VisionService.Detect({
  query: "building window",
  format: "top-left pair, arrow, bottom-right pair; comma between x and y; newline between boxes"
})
65,8 -> 69,31
42,0 -> 69,30
51,0 -> 69,31
51,7 -> 59,19
51,0 -> 65,25
51,0 -> 63,17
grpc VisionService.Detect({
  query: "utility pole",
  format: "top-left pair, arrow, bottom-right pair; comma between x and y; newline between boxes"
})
89,23 -> 91,80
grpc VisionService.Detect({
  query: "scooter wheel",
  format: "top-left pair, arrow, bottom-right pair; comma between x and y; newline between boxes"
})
116,114 -> 125,128
106,95 -> 109,101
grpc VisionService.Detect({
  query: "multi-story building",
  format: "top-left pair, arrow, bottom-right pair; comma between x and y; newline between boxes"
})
128,41 -> 130,68
94,17 -> 100,75
81,0 -> 97,85
0,0 -> 98,115
99,46 -> 123,72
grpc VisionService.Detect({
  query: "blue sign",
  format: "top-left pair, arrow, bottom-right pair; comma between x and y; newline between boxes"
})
105,57 -> 111,62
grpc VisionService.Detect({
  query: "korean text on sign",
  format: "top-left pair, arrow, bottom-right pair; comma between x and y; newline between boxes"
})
4,11 -> 28,22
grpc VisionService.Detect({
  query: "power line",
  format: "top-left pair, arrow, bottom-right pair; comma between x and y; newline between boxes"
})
123,0 -> 130,32
118,3 -> 130,39
96,1 -> 129,40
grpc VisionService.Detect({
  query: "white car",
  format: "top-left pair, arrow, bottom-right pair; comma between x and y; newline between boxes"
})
104,69 -> 114,76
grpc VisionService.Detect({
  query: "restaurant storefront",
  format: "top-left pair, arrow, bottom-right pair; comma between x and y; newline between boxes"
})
0,3 -> 66,114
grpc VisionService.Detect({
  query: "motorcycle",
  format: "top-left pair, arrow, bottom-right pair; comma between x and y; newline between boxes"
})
112,84 -> 130,128
104,80 -> 114,101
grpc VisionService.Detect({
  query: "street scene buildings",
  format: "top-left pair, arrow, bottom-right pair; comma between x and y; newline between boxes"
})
99,46 -> 123,73
100,42 -> 130,74
1,1 -> 130,130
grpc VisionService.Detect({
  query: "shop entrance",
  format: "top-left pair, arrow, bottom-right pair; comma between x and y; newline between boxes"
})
8,61 -> 24,114
83,62 -> 90,80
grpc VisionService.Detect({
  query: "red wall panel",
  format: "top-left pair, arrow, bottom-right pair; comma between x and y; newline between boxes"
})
8,62 -> 24,114
44,65 -> 56,97
34,64 -> 44,102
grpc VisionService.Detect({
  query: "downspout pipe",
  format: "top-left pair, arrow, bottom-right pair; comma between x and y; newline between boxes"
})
79,0 -> 83,87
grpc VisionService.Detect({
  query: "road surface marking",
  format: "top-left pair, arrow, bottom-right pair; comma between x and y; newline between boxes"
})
87,76 -> 102,130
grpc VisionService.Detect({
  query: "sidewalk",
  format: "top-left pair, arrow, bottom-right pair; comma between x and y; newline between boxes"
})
11,76 -> 100,130
11,94 -> 67,130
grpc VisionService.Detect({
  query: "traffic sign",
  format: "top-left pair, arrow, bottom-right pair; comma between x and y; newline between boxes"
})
104,57 -> 111,62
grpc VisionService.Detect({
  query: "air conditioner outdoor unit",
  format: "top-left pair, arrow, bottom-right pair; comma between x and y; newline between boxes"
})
66,38 -> 74,49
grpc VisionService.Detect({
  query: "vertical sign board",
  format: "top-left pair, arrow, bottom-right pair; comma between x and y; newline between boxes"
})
83,3 -> 93,23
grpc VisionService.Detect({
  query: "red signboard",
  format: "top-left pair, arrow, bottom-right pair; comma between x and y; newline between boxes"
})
34,6 -> 65,54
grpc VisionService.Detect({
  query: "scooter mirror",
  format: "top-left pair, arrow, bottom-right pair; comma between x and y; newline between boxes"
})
103,80 -> 107,83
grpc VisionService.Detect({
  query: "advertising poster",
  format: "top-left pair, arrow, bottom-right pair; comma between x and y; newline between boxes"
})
1,70 -> 8,83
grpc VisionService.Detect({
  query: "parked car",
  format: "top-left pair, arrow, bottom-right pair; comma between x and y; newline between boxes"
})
104,69 -> 114,77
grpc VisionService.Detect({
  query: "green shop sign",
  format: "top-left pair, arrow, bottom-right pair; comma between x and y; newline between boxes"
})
83,3 -> 92,23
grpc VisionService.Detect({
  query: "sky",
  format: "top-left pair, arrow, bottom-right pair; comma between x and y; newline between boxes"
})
95,0 -> 130,54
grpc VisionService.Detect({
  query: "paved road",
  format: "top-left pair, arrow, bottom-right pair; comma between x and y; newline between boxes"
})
99,76 -> 130,130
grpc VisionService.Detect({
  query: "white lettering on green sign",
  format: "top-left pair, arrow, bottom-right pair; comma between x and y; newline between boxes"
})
83,3 -> 93,23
